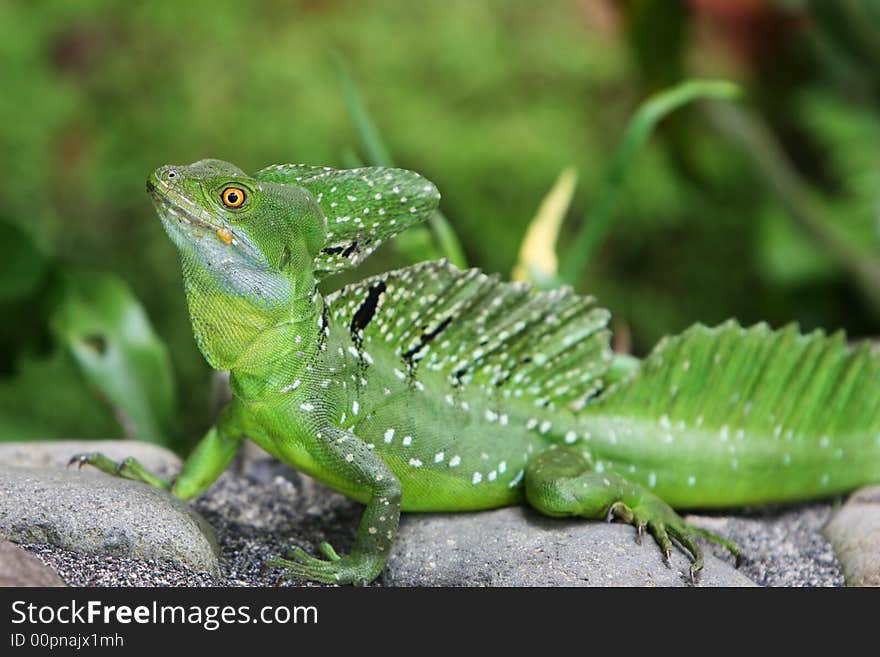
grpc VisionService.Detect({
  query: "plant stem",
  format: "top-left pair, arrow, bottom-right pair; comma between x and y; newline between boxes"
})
560,79 -> 741,284
335,56 -> 467,267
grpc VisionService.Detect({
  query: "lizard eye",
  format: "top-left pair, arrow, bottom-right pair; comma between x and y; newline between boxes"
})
221,187 -> 246,208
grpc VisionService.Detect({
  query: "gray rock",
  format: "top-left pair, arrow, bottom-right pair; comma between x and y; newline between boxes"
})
824,486 -> 880,586
0,464 -> 219,575
0,440 -> 181,474
0,540 -> 66,586
690,503 -> 844,587
382,506 -> 755,586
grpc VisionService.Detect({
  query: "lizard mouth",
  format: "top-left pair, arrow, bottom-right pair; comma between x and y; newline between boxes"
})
147,175 -> 269,269
147,179 -> 225,234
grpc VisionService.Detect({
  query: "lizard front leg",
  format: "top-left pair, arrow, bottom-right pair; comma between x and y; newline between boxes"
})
70,401 -> 247,500
269,425 -> 401,586
525,446 -> 740,582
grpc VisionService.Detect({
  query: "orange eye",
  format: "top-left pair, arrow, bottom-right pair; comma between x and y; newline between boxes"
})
221,187 -> 246,208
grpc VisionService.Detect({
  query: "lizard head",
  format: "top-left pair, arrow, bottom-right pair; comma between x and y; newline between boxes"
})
148,159 -> 327,278
148,159 -> 327,368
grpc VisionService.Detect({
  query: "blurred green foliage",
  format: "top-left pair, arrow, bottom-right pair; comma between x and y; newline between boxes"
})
1,0 -> 878,448
51,272 -> 175,444
0,218 -> 175,443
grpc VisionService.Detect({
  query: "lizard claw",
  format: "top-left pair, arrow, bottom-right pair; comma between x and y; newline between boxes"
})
689,564 -> 700,586
270,542 -> 382,586
620,494 -> 724,583
689,524 -> 743,567
67,451 -> 171,491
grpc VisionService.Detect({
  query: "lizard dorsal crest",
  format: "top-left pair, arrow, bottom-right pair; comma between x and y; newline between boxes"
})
326,259 -> 614,412
255,164 -> 440,277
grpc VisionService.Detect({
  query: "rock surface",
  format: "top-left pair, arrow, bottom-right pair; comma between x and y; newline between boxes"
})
690,503 -> 844,587
0,463 -> 219,575
824,485 -> 880,586
385,507 -> 753,586
0,440 -> 180,473
0,540 -> 66,586
15,446 -> 854,587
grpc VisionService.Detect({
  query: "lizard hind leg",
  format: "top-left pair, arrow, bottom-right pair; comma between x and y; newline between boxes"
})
524,446 -> 738,583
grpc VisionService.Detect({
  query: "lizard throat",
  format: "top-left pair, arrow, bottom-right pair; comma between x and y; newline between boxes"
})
229,294 -> 328,401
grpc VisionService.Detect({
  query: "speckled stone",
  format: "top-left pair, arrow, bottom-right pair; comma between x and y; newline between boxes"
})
0,440 -> 180,473
0,464 -> 219,575
14,447 -> 849,587
383,507 -> 755,586
690,503 -> 845,587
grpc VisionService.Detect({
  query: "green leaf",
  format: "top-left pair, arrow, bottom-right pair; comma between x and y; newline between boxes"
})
334,55 -> 394,168
706,102 -> 880,318
584,321 -> 880,506
756,205 -> 839,285
50,272 -> 176,445
393,225 -> 445,265
425,208 -> 469,270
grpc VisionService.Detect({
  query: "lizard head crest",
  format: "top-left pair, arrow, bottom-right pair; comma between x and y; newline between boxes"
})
149,159 -> 440,282
148,159 -> 440,369
255,163 -> 440,277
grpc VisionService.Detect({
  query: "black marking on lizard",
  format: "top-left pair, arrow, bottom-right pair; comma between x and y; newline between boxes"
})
350,280 -> 386,350
402,315 -> 454,379
317,302 -> 330,353
323,241 -> 361,258
490,355 -> 533,389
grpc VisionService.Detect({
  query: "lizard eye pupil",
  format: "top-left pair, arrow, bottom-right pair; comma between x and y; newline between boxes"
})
221,187 -> 246,208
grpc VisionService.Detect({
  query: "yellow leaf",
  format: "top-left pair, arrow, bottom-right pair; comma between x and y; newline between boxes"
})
512,167 -> 577,285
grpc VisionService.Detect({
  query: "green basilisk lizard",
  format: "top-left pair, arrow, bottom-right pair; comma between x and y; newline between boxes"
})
73,159 -> 880,585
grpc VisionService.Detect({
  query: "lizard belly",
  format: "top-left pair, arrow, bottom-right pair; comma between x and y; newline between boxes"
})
352,388 -> 534,511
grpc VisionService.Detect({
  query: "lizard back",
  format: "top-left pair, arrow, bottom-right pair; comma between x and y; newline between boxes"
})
322,259 -> 612,510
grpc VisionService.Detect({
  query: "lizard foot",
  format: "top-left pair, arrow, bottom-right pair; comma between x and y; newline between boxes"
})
607,496 -> 740,584
268,542 -> 382,586
525,450 -> 742,584
68,452 -> 172,491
